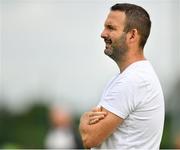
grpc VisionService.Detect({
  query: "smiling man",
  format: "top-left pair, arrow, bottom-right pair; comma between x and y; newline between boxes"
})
79,3 -> 165,149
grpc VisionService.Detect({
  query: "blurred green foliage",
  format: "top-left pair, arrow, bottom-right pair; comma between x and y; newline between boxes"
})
0,104 -> 49,148
160,113 -> 173,148
0,103 -> 175,148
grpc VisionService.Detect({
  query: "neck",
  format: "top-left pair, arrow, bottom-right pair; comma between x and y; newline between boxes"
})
116,49 -> 145,73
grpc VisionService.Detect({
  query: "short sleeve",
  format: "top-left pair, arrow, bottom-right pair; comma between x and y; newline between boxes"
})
98,80 -> 137,119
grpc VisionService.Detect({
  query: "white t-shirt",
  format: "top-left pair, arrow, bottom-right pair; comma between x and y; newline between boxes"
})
95,60 -> 165,149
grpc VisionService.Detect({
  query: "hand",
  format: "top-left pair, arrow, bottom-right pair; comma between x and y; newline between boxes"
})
88,107 -> 107,125
79,108 -> 107,148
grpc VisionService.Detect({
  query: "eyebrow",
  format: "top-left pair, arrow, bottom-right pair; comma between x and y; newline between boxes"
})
105,24 -> 117,29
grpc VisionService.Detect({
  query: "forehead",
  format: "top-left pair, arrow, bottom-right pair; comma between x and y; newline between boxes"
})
104,11 -> 126,27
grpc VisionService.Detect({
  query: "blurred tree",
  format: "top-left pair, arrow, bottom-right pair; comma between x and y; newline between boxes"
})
0,104 -> 49,148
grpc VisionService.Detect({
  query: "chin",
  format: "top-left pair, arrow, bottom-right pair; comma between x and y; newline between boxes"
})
104,48 -> 112,56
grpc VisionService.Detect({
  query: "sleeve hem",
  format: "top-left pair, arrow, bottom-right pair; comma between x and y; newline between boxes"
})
99,101 -> 127,119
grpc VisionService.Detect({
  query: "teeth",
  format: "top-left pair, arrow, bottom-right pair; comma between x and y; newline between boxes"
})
105,40 -> 111,44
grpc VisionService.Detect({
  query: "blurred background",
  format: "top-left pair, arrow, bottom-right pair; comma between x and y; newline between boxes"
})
0,0 -> 180,148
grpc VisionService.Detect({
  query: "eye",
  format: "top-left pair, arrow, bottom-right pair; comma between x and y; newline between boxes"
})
107,25 -> 115,31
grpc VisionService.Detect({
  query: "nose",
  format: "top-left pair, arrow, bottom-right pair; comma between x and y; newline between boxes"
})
101,28 -> 108,39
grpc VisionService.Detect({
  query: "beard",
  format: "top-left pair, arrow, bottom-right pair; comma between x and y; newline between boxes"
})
104,33 -> 128,62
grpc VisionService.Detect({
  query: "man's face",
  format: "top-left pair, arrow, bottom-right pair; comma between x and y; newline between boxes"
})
101,11 -> 128,61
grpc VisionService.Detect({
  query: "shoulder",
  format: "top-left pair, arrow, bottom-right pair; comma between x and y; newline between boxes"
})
120,61 -> 156,87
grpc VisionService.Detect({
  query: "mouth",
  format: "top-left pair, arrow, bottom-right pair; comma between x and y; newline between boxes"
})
104,39 -> 112,49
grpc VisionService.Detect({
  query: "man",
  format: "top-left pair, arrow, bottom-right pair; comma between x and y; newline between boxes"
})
79,3 -> 164,149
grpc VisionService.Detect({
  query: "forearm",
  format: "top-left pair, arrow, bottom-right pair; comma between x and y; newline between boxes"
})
79,114 -> 103,148
79,107 -> 122,148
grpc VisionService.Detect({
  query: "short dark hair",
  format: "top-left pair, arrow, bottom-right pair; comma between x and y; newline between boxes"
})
111,3 -> 151,48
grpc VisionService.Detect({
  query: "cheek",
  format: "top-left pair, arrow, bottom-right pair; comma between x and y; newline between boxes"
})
111,33 -> 121,41
112,36 -> 121,45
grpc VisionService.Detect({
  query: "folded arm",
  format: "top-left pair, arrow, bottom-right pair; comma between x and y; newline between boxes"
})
79,107 -> 124,148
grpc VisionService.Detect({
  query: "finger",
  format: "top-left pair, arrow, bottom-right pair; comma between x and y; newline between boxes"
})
89,118 -> 100,125
89,115 -> 105,121
91,107 -> 101,112
89,111 -> 107,117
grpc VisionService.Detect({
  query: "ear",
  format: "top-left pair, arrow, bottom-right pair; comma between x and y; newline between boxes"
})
126,29 -> 139,44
